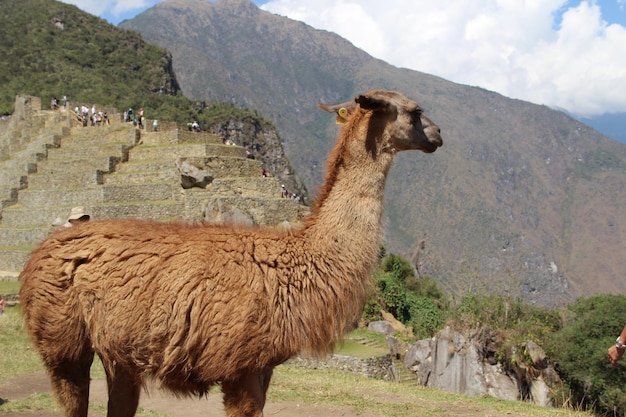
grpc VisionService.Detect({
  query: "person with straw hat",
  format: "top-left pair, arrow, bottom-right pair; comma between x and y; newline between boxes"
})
63,206 -> 91,227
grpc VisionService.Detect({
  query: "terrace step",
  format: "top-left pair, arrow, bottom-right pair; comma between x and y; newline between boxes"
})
0,247 -> 33,272
139,129 -> 223,146
1,200 -> 185,227
209,177 -> 285,198
44,143 -> 131,161
26,170 -> 104,189
0,97 -> 308,278
0,226 -> 51,247
33,156 -> 121,175
128,144 -> 246,161
16,183 -> 178,207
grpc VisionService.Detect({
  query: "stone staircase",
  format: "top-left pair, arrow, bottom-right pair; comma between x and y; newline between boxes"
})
0,96 -> 308,281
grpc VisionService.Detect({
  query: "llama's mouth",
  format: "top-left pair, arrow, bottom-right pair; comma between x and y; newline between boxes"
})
421,145 -> 438,153
421,134 -> 443,153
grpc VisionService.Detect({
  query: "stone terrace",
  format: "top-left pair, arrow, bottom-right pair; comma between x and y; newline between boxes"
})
0,96 -> 308,280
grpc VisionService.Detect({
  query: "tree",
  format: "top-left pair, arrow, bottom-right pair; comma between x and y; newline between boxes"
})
545,294 -> 626,416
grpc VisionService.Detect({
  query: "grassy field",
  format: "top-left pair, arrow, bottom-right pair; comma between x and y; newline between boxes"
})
0,300 -> 593,417
0,281 -> 20,296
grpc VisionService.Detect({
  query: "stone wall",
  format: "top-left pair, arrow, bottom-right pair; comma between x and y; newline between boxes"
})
12,96 -> 41,121
286,354 -> 398,382
139,126 -> 221,146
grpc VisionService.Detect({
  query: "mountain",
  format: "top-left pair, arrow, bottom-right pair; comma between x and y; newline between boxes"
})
0,0 -> 178,114
120,0 -> 626,307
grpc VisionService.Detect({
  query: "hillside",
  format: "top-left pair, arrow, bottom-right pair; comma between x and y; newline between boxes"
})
0,0 -> 178,114
120,0 -> 626,306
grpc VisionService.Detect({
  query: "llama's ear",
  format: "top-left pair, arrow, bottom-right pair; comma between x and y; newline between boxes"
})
317,101 -> 355,124
354,94 -> 395,113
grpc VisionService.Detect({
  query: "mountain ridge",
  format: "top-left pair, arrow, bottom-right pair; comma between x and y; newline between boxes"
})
121,0 -> 626,307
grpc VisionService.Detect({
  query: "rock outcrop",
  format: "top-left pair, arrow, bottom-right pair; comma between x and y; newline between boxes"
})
404,326 -> 561,406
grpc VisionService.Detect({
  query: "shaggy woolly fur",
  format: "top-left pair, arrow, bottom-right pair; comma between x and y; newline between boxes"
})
19,90 -> 442,417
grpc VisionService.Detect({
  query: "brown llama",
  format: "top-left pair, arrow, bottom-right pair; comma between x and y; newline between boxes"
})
19,89 -> 442,417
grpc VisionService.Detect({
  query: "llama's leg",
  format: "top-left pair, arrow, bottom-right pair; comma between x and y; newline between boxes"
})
103,361 -> 141,417
47,351 -> 94,417
222,367 -> 274,417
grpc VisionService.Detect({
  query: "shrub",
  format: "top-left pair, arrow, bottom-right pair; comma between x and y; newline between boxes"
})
380,253 -> 414,284
371,252 -> 449,339
545,294 -> 626,416
409,296 -> 448,339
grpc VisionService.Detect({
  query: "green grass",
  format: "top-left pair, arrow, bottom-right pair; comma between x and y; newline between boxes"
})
0,306 -> 592,417
335,338 -> 389,358
0,393 -> 58,412
0,307 -> 44,381
269,366 -> 590,417
0,281 -> 21,295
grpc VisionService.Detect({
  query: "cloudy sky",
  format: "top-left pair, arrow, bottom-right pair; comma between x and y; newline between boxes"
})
59,0 -> 626,118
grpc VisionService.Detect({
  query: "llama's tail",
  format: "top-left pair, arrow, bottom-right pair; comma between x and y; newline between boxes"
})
20,245 -> 94,366
20,244 -> 96,415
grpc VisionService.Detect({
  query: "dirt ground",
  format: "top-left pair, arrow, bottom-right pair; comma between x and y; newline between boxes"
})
0,372 -> 380,417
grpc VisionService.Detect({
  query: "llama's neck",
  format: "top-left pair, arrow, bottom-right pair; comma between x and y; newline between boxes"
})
305,134 -> 394,256
277,130 -> 395,357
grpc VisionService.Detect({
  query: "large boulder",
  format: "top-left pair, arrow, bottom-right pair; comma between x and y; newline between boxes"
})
404,326 -> 561,406
177,160 -> 213,189
367,320 -> 396,336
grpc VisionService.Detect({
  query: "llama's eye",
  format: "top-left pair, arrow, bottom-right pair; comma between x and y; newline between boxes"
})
410,111 -> 422,125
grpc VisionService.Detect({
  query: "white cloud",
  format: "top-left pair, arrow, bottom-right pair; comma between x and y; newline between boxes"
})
60,0 -> 108,16
59,0 -> 626,117
262,0 -> 626,117
59,0 -> 160,24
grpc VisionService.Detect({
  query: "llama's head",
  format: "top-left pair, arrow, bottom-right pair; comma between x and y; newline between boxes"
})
318,90 -> 442,154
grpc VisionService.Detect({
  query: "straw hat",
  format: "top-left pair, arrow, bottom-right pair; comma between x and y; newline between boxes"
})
67,206 -> 90,221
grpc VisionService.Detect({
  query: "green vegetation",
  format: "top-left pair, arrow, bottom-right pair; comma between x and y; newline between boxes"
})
202,102 -> 274,131
0,0 -> 174,114
451,292 -> 562,365
0,281 -> 21,295
368,252 -> 561,355
367,252 -> 448,339
270,366 -> 590,417
544,294 -> 626,416
0,307 -> 44,381
365,251 -> 626,416
0,393 -> 59,413
334,337 -> 389,358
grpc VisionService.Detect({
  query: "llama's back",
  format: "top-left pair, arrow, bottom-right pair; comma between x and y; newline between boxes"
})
19,219 -> 294,391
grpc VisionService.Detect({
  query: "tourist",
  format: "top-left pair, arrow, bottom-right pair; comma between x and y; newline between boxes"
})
63,207 -> 91,228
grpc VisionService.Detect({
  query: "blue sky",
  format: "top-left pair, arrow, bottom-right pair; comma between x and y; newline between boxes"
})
59,0 -> 626,118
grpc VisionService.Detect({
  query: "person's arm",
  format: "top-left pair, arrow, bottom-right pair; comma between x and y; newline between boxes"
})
608,325 -> 626,367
